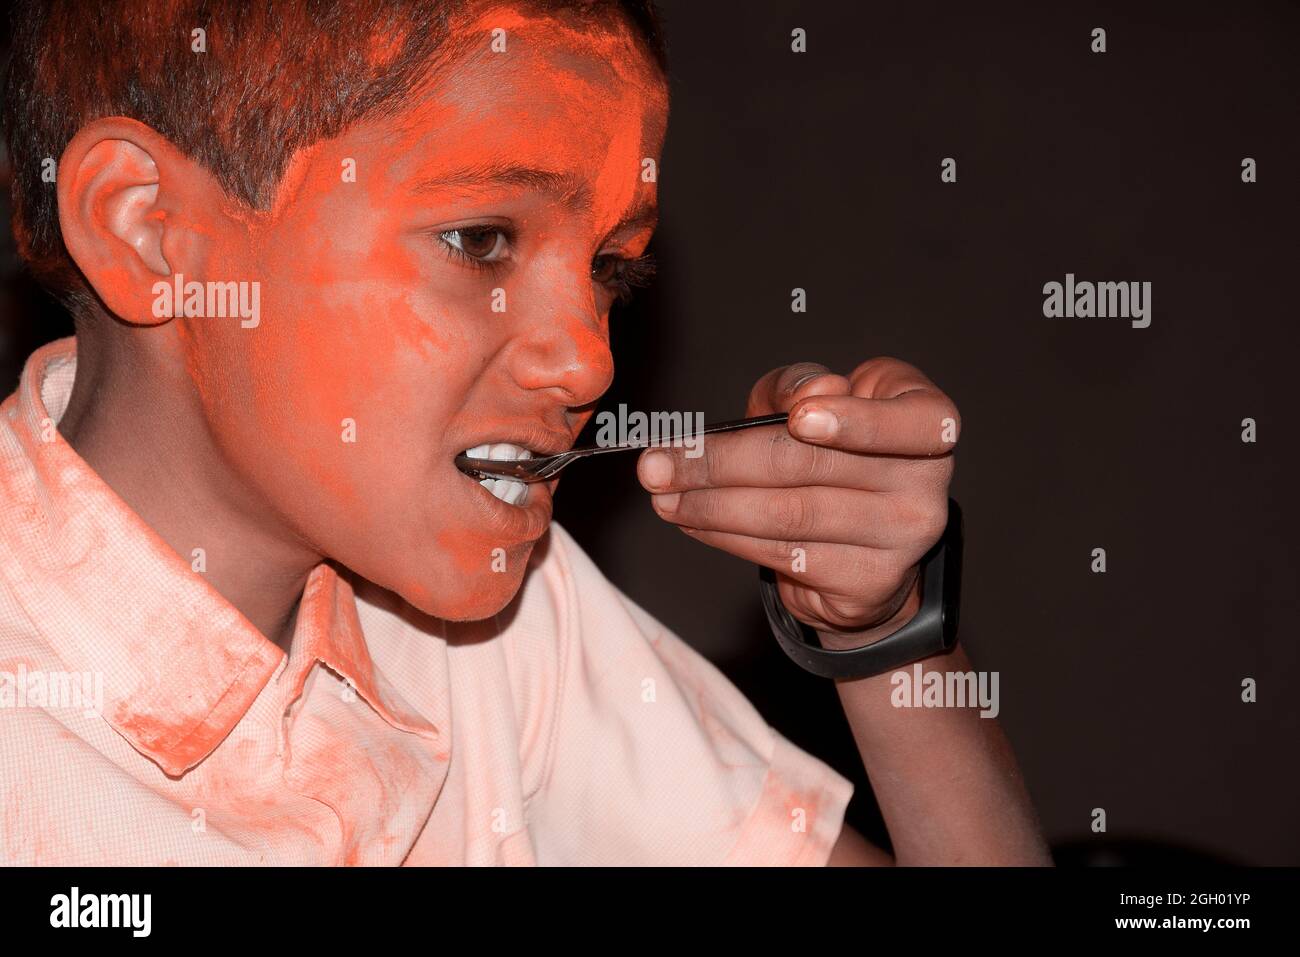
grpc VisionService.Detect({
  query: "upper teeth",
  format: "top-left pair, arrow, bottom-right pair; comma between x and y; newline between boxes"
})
466,443 -> 534,462
464,443 -> 533,506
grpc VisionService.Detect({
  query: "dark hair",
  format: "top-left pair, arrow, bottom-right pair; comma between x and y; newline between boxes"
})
1,0 -> 668,311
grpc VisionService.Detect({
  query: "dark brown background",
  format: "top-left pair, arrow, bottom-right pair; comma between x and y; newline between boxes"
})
3,0 -> 1297,864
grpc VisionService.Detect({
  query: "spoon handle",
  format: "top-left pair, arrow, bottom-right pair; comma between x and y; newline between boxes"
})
570,411 -> 790,458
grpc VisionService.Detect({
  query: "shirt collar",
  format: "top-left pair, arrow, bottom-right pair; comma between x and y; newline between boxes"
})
280,561 -> 442,742
0,338 -> 438,777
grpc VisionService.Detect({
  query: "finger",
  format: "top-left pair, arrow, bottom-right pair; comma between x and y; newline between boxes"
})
787,391 -> 961,455
650,485 -> 928,549
671,526 -> 913,598
637,424 -> 951,492
746,362 -> 852,416
847,356 -> 940,399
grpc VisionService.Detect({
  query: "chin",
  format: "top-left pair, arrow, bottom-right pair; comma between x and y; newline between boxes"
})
392,557 -> 531,623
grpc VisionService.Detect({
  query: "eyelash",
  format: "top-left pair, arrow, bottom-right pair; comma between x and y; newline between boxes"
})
437,225 -> 657,305
603,252 -> 658,304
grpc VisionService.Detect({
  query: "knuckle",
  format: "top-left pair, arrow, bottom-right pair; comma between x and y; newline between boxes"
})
692,488 -> 722,526
765,430 -> 809,483
765,430 -> 836,484
916,499 -> 949,546
805,442 -> 839,484
909,457 -> 953,494
767,487 -> 813,539
896,495 -> 947,547
681,445 -> 713,488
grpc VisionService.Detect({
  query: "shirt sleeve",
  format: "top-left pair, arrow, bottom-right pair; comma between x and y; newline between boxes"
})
524,523 -> 854,866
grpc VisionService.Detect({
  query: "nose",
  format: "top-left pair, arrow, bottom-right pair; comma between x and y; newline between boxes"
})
503,256 -> 615,408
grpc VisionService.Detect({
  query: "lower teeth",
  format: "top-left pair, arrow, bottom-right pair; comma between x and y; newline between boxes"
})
478,476 -> 528,506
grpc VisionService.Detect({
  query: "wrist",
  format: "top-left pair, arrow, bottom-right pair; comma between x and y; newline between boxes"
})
815,574 -> 923,652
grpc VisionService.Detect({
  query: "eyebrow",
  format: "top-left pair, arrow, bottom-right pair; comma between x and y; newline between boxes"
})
414,161 -> 591,207
412,161 -> 658,234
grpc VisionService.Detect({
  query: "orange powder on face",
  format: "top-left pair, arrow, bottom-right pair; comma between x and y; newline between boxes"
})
182,4 -> 663,622
403,4 -> 666,185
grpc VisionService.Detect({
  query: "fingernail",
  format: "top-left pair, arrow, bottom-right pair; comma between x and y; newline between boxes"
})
640,450 -> 673,490
793,407 -> 838,440
654,492 -> 680,514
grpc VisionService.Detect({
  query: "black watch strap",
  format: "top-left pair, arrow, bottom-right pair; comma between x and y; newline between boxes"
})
758,497 -> 963,680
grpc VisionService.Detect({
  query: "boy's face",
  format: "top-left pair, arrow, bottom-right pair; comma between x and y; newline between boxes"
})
181,9 -> 667,619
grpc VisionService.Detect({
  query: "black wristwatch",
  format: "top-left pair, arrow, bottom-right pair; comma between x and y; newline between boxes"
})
758,498 -> 963,680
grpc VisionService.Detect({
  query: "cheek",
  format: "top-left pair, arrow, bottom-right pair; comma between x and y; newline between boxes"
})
232,215 -> 495,518
177,212 -> 412,504
255,213 -> 423,425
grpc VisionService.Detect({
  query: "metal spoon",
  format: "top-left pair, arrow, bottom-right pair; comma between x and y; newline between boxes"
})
455,412 -> 790,483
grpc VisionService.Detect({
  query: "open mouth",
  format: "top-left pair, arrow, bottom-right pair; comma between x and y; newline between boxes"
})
459,443 -> 533,506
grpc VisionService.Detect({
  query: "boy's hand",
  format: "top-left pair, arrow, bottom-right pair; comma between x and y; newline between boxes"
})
637,359 -> 958,643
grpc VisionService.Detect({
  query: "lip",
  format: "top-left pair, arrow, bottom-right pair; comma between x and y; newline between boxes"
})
458,463 -> 557,540
449,424 -> 571,541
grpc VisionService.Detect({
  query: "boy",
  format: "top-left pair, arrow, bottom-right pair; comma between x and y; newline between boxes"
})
0,0 -> 1049,865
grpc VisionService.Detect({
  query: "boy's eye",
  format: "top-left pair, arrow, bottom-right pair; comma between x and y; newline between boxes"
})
440,226 -> 510,262
436,224 -> 657,304
594,251 -> 658,304
591,255 -> 626,286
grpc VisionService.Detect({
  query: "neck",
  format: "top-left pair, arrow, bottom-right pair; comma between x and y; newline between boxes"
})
56,326 -> 321,651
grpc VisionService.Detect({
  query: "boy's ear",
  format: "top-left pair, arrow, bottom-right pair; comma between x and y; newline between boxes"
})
57,117 -> 222,325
